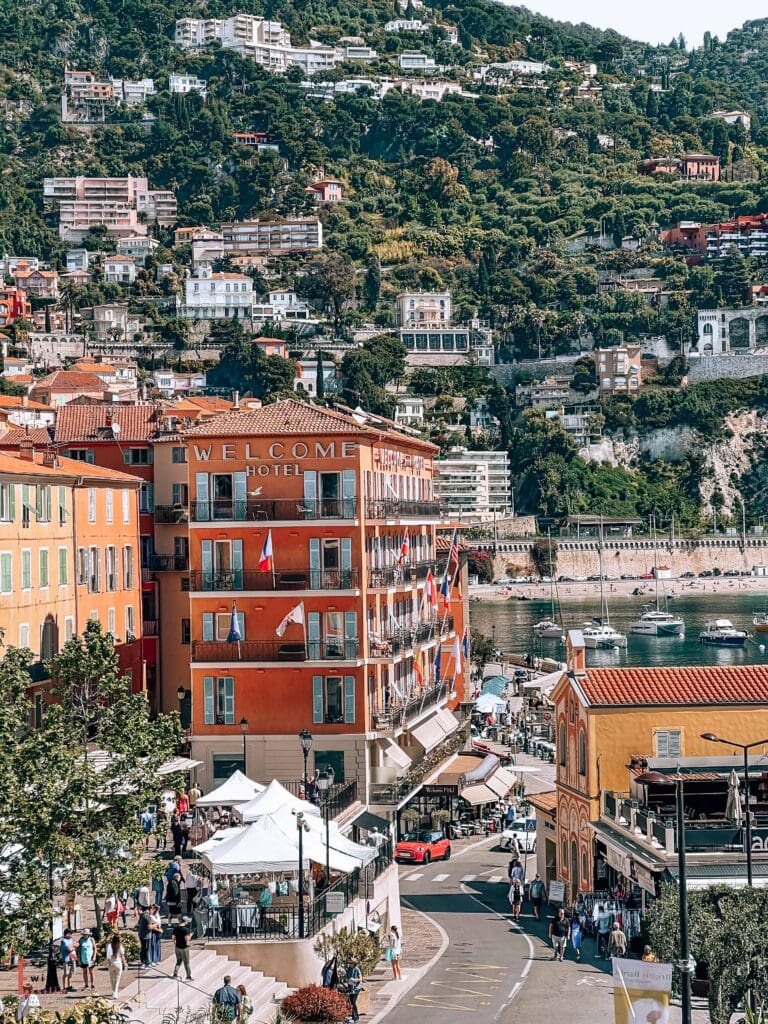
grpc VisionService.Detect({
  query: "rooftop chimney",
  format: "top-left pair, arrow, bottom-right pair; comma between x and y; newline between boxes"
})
42,450 -> 58,468
566,629 -> 586,674
233,390 -> 240,409
18,439 -> 34,461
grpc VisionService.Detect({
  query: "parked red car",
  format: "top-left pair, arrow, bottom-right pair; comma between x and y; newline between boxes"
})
395,829 -> 451,864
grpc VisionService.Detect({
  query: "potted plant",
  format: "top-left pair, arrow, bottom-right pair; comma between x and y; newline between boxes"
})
431,809 -> 451,834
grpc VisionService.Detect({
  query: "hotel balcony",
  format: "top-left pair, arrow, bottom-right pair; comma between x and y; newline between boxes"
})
150,554 -> 190,572
191,639 -> 360,663
190,498 -> 357,522
364,499 -> 444,521
367,560 -> 435,589
154,504 -> 189,524
370,679 -> 450,732
369,617 -> 454,659
189,568 -> 360,592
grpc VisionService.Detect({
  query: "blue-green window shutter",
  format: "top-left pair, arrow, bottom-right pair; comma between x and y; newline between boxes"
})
203,677 -> 215,724
309,538 -> 320,588
344,611 -> 358,658
344,676 -> 355,723
307,612 -> 321,659
202,613 -> 214,641
232,539 -> 243,588
223,677 -> 235,724
312,675 -> 324,723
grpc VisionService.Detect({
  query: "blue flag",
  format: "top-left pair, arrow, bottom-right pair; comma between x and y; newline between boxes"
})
434,646 -> 442,683
227,604 -> 242,643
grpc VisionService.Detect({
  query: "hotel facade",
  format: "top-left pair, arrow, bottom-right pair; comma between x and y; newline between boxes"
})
181,400 -> 467,801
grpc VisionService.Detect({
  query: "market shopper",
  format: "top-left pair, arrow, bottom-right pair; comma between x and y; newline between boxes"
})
596,904 -> 612,959
548,908 -> 570,962
529,874 -> 546,920
212,976 -> 242,1022
105,933 -> 128,999
608,922 -> 627,960
78,930 -> 96,991
171,917 -> 193,981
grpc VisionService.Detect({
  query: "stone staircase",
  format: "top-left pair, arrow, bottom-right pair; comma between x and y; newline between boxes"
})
120,948 -> 288,1024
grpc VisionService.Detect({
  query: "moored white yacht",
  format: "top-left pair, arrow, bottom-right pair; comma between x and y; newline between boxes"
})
630,608 -> 685,637
533,619 -> 564,639
699,619 -> 748,646
581,622 -> 628,649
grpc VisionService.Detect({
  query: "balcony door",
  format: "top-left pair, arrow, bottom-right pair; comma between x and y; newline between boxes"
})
201,538 -> 243,590
309,537 -> 351,588
304,470 -> 356,517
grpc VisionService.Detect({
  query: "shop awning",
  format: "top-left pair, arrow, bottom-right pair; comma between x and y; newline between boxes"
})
665,862 -> 768,890
411,715 -> 445,754
486,767 -> 517,798
156,757 -> 203,777
461,784 -> 498,806
382,739 -> 412,772
434,707 -> 459,737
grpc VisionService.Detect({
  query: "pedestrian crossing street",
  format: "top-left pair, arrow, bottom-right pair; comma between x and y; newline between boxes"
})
401,868 -> 506,884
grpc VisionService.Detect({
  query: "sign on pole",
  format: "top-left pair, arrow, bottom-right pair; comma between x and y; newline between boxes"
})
548,880 -> 566,904
325,891 -> 345,915
612,958 -> 672,1024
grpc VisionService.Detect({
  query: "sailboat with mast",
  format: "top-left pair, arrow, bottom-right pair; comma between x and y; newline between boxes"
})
630,516 -> 685,637
533,528 -> 564,639
581,519 -> 627,650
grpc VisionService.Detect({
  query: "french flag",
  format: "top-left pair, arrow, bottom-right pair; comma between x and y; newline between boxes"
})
439,573 -> 451,611
259,530 -> 273,572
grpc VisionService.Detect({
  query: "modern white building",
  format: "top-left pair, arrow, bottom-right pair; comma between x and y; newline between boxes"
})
111,78 -> 156,104
103,255 -> 137,285
434,449 -> 511,522
65,248 -> 89,272
398,51 -> 436,71
221,218 -> 322,255
43,176 -> 177,241
396,291 -> 452,327
385,19 -> 428,31
169,74 -> 208,97
252,290 -> 317,326
116,235 -> 161,265
153,369 -> 207,394
177,266 -> 254,320
394,395 -> 425,427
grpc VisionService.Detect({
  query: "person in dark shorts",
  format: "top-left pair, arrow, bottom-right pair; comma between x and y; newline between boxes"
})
529,874 -> 546,920
548,908 -> 570,962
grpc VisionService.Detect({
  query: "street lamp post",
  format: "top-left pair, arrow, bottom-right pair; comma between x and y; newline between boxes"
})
700,733 -> 768,887
316,767 -> 335,885
239,717 -> 249,775
295,812 -> 309,938
638,772 -> 691,1024
299,730 -> 313,789
177,686 -> 188,730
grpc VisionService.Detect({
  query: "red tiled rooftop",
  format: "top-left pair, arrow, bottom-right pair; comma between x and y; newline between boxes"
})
54,403 -> 157,443
578,665 -> 768,707
31,370 -> 107,392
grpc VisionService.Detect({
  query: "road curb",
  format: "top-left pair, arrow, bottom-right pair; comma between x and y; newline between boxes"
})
365,899 -> 450,1024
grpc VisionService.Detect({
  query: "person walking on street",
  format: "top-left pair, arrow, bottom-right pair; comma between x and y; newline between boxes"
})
77,930 -> 96,991
185,867 -> 200,914
166,872 -> 183,920
171,917 -> 193,981
138,907 -> 151,967
386,925 -> 402,980
236,985 -> 252,1022
59,929 -> 77,992
212,976 -> 242,1022
106,933 -> 127,999
529,874 -> 546,920
148,904 -> 163,964
345,958 -> 363,1023
171,815 -> 184,858
17,984 -> 40,1022
570,913 -> 583,961
509,878 -> 523,921
596,905 -> 612,959
608,922 -> 627,960
548,908 -> 570,962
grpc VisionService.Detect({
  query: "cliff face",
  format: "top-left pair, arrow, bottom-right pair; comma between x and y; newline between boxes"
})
698,411 -> 765,517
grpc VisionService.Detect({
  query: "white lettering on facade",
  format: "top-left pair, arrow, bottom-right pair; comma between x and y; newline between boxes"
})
292,442 -> 308,459
268,442 -> 285,459
194,445 -> 212,461
222,444 -> 236,460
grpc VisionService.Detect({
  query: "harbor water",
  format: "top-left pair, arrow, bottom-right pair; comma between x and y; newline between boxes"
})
470,590 -> 768,668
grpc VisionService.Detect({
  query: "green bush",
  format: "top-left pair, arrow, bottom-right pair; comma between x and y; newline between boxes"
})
314,926 -> 381,976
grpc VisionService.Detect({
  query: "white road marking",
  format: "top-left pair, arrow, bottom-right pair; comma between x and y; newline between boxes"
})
460,874 -> 477,882
488,875 -> 504,883
507,983 -> 522,1000
404,871 -> 424,881
433,873 -> 450,882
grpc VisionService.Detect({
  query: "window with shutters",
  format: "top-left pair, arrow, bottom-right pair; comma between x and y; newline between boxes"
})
201,611 -> 246,642
0,484 -> 15,522
106,546 -> 118,591
311,674 -> 355,724
39,548 -> 49,588
181,619 -> 190,644
40,618 -> 57,662
122,489 -> 130,524
58,547 -> 68,586
203,676 -> 235,725
123,448 -> 152,465
125,605 -> 135,640
139,482 -> 154,513
58,486 -> 67,526
107,608 -> 115,636
18,623 -> 29,649
123,546 -> 135,589
0,552 -> 11,593
64,617 -> 74,641
172,483 -> 189,506
654,730 -> 682,758
21,549 -> 31,590
37,486 -> 51,524
68,449 -> 95,463
88,546 -> 101,593
76,547 -> 88,585
172,447 -> 187,464
105,489 -> 113,524
88,488 -> 96,523
21,484 -> 30,529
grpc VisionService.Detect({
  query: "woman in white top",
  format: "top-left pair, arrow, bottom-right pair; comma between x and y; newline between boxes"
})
386,925 -> 402,980
106,933 -> 128,998
17,985 -> 40,1022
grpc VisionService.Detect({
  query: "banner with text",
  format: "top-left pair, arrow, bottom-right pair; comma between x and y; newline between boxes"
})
612,958 -> 672,1024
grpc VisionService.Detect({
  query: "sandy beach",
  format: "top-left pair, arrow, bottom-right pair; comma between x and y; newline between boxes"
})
470,576 -> 768,603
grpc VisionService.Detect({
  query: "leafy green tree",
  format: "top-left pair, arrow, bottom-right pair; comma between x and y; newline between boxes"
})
316,348 -> 325,400
363,257 -> 381,310
209,332 -> 295,401
299,252 -> 356,331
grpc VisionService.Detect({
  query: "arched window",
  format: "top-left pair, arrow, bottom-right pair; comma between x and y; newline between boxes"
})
559,722 -> 566,766
582,850 -> 589,888
578,732 -> 587,776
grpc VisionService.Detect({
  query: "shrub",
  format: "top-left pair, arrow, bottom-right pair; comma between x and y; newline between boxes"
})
314,926 -> 381,975
97,926 -> 141,965
282,986 -> 350,1023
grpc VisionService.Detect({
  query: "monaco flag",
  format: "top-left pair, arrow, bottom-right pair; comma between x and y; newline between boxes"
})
398,527 -> 410,565
259,530 -> 273,572
424,569 -> 438,609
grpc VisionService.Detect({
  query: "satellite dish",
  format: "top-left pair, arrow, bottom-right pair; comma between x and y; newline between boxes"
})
111,422 -> 121,435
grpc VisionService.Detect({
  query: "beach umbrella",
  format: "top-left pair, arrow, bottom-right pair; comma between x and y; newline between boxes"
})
725,768 -> 743,824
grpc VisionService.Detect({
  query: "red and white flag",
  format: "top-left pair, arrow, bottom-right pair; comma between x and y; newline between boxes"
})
259,530 -> 273,572
275,602 -> 304,637
424,569 -> 437,609
398,527 -> 410,565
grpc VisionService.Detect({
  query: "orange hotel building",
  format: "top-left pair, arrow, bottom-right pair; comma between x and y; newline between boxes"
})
183,399 -> 468,797
0,444 -> 144,699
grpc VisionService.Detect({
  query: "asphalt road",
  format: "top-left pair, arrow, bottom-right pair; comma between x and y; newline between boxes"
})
388,837 -> 615,1024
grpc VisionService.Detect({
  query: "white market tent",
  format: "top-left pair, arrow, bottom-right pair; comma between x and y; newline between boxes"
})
522,669 -> 564,696
270,805 -> 376,867
157,757 -> 203,777
235,779 -> 320,822
196,770 -> 265,807
474,693 -> 506,713
202,816 -> 309,874
192,827 -> 244,855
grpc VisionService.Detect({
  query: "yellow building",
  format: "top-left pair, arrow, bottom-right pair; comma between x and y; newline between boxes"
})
551,632 -> 768,899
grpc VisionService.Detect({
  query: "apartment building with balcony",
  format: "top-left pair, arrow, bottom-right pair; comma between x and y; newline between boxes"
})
177,266 -> 254,320
0,287 -> 32,327
596,343 -> 642,395
43,176 -> 177,241
434,449 -> 511,522
550,632 -> 768,900
169,74 -> 208,97
396,291 -> 452,327
0,445 -> 143,696
221,219 -> 323,256
181,399 -> 466,803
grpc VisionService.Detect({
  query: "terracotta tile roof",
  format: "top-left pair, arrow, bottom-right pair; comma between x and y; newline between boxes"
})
0,395 -> 52,411
528,791 -> 557,815
54,403 -> 157,443
72,362 -> 119,374
10,374 -> 34,384
31,370 -> 106,392
0,450 -> 139,484
578,666 -> 768,707
0,427 -> 55,446
185,398 -> 371,436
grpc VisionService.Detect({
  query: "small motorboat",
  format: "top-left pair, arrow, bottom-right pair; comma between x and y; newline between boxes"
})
630,608 -> 685,637
753,612 -> 768,633
533,619 -> 564,640
699,619 -> 748,646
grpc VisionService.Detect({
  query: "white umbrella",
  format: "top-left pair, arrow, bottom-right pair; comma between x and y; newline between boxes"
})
725,768 -> 743,824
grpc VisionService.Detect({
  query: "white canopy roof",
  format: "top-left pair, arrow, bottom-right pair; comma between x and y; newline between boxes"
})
157,757 -> 203,777
475,693 -> 506,712
192,827 -> 244,855
196,770 -> 265,807
202,815 -> 309,874
235,779 -> 320,823
522,669 -> 564,695
271,806 -> 376,867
